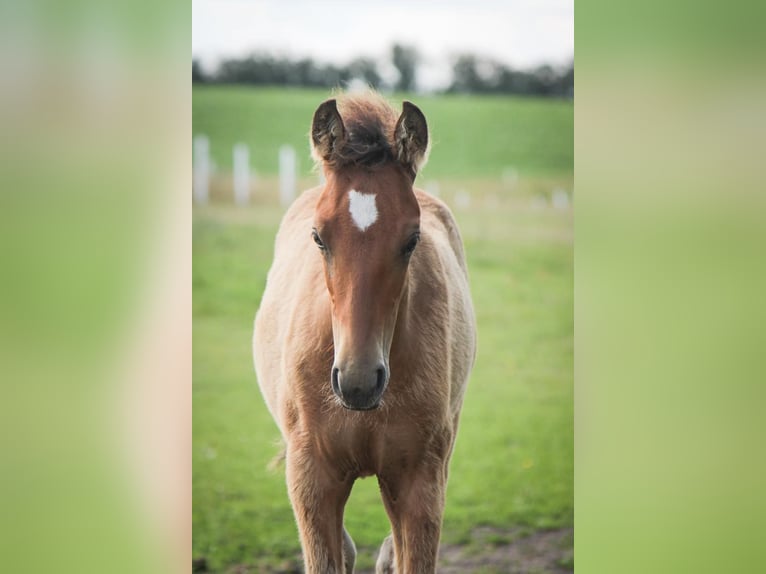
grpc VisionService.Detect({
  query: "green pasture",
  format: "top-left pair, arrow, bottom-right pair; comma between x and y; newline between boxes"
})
193,87 -> 573,572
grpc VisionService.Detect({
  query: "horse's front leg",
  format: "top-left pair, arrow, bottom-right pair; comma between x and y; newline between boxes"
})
286,441 -> 354,573
378,458 -> 448,574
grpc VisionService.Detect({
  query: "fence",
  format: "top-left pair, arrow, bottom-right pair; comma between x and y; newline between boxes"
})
192,134 -> 572,211
192,135 -> 297,207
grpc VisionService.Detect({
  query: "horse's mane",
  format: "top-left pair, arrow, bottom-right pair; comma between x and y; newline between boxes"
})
322,91 -> 399,169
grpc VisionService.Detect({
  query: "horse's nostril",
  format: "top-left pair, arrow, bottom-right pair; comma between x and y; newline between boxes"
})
331,367 -> 340,394
375,366 -> 387,392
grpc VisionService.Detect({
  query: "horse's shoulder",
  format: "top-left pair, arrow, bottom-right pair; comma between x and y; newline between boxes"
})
414,188 -> 468,272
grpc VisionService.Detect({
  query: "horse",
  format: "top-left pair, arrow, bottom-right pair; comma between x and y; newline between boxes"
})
253,92 -> 476,573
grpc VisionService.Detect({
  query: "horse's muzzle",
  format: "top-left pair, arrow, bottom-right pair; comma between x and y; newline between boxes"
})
331,363 -> 388,410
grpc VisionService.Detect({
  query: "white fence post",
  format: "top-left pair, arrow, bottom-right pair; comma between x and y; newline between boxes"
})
279,144 -> 296,207
425,180 -> 440,197
454,190 -> 471,210
193,135 -> 210,204
552,188 -> 570,210
233,143 -> 250,206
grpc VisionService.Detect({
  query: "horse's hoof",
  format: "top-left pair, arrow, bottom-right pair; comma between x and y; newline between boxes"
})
375,534 -> 395,574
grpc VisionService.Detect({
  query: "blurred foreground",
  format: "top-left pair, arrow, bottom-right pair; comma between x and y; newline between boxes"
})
1,1 -> 765,573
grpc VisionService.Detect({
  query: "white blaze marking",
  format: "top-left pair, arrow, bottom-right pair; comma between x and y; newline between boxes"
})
348,189 -> 378,232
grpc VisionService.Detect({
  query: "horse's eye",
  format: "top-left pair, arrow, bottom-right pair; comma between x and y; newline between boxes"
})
402,232 -> 420,257
311,229 -> 326,250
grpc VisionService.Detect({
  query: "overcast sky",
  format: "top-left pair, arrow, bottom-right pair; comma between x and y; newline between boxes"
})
193,0 -> 573,90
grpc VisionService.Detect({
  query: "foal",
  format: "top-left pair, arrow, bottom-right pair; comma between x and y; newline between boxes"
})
253,92 -> 476,573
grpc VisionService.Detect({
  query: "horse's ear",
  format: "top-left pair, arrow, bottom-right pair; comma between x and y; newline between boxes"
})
311,99 -> 346,164
394,101 -> 430,176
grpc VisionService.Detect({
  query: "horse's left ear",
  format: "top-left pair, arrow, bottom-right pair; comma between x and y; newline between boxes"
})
311,99 -> 346,165
394,101 -> 430,177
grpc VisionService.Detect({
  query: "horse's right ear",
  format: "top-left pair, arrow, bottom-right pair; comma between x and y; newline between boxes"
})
311,99 -> 346,164
394,101 -> 430,177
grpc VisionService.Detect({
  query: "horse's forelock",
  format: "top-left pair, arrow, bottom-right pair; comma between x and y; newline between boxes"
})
321,92 -> 399,170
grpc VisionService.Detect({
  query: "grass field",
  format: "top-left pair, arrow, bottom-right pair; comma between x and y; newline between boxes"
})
192,86 -> 573,180
193,86 -> 573,572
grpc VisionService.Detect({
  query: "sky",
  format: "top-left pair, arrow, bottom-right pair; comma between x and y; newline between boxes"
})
192,0 -> 573,90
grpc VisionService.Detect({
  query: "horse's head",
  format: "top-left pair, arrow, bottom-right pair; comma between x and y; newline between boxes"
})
310,95 -> 429,411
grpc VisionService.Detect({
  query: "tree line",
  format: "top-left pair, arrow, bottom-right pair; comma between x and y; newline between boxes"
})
193,44 -> 573,98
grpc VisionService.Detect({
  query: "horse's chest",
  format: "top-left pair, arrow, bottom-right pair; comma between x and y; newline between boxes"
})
320,415 -> 436,479
322,424 -> 380,476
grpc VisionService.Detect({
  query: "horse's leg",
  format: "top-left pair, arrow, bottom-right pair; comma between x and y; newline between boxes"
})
378,460 -> 447,574
285,442 -> 353,573
342,526 -> 356,573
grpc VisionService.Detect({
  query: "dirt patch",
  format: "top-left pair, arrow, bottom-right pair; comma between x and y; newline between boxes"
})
215,527 -> 573,573
356,527 -> 573,574
434,527 -> 573,574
